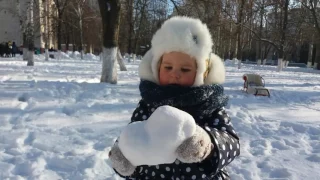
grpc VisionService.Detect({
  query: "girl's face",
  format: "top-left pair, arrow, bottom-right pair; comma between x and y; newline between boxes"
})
159,52 -> 197,86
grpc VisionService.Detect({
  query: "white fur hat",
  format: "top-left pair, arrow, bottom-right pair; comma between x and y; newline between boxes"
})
139,16 -> 225,86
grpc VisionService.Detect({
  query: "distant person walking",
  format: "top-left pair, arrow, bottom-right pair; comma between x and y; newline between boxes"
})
0,43 -> 4,57
11,42 -> 17,57
4,42 -> 11,57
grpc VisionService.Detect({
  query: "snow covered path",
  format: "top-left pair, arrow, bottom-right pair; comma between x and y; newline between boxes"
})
0,56 -> 319,180
224,65 -> 320,180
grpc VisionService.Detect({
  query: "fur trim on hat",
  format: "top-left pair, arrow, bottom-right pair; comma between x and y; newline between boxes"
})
138,16 -> 225,86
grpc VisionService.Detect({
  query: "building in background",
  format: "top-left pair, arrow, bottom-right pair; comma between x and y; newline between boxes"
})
0,0 -> 56,50
0,0 -> 23,46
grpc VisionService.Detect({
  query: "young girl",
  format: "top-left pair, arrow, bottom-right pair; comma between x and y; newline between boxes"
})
109,16 -> 240,180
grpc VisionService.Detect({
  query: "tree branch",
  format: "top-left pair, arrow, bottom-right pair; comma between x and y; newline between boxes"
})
170,0 -> 182,15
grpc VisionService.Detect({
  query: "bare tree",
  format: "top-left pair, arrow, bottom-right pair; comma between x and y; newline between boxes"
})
72,0 -> 87,59
300,0 -> 320,37
276,0 -> 290,71
126,0 -> 134,54
300,0 -> 320,68
117,49 -> 127,71
82,5 -> 102,55
235,0 -> 246,69
43,0 -> 54,61
169,0 -> 183,15
25,0 -> 35,66
133,0 -> 148,55
98,0 -> 121,83
67,0 -> 99,59
53,0 -> 69,58
20,0 -> 37,65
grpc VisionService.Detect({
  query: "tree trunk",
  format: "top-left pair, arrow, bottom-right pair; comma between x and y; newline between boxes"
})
258,3 -> 264,62
228,21 -> 232,60
134,0 -> 147,55
117,49 -> 127,71
54,0 -> 68,51
57,16 -> 62,51
66,33 -> 70,51
44,0 -> 49,61
26,0 -> 34,66
23,33 -> 28,61
64,15 -> 70,52
236,0 -> 245,69
27,33 -> 34,66
127,0 -> 134,54
309,0 -> 320,39
315,44 -> 320,69
27,50 -> 34,66
57,11 -> 63,60
98,0 -> 121,84
307,43 -> 314,68
71,23 -> 76,58
45,49 -> 49,60
80,17 -> 84,60
216,14 -> 221,55
101,47 -> 118,83
277,0 -> 289,72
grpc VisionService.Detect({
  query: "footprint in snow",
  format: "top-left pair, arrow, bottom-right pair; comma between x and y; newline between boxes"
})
306,154 -> 320,163
283,139 -> 300,148
280,121 -> 308,133
236,111 -> 249,119
250,139 -> 272,156
76,127 -> 95,133
269,168 -> 292,179
24,132 -> 36,146
271,140 -> 290,151
257,160 -> 273,172
93,137 -> 114,151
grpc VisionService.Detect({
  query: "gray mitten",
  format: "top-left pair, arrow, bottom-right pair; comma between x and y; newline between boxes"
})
176,125 -> 214,163
109,144 -> 136,176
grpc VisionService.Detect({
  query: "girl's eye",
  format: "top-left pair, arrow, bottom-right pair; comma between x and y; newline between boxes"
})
181,68 -> 191,72
165,66 -> 172,70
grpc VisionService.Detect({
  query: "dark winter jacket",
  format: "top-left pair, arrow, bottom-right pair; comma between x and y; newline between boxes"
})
116,80 -> 240,180
12,42 -> 18,54
0,43 -> 4,57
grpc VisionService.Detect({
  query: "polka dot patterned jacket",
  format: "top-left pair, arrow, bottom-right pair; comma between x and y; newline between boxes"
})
112,16 -> 240,179
114,96 -> 240,180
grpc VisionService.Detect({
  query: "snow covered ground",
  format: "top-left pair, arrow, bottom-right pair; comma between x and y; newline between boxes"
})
0,54 -> 319,180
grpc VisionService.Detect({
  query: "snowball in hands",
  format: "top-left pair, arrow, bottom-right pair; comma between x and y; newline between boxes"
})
118,105 -> 197,166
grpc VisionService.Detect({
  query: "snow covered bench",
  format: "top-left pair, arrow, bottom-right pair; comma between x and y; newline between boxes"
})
243,74 -> 270,97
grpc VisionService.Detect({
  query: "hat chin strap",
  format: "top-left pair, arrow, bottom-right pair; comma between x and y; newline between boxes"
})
203,59 -> 210,79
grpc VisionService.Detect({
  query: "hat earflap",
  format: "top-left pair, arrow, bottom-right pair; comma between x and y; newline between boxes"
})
138,50 -> 156,83
203,53 -> 225,85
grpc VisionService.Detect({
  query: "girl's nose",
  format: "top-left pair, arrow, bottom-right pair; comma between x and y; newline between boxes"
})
171,69 -> 181,79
